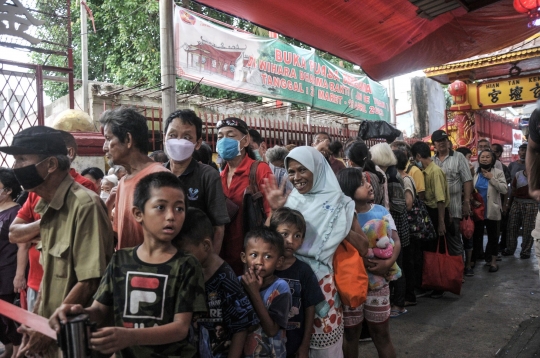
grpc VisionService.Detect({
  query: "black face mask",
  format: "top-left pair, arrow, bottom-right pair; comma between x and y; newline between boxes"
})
13,159 -> 49,190
479,163 -> 493,171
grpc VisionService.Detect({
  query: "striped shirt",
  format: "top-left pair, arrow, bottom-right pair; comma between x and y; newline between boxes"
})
433,150 -> 472,218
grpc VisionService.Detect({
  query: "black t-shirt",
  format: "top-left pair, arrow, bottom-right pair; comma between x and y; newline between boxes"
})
274,259 -> 325,355
166,159 -> 230,226
194,262 -> 259,358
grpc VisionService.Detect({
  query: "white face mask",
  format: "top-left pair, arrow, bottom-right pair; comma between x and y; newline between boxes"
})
100,191 -> 110,201
166,139 -> 196,162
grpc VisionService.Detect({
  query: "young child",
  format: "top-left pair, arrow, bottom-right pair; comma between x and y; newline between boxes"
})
48,172 -> 207,357
176,208 -> 259,358
240,227 -> 292,358
270,207 -> 325,358
337,168 -> 400,358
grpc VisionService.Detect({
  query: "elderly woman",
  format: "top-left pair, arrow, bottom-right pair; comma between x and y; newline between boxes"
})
265,146 -> 289,169
0,168 -> 22,358
472,149 -> 507,272
263,146 -> 369,358
370,143 -> 410,315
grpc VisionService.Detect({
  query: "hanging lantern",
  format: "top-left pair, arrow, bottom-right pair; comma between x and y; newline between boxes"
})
448,80 -> 467,96
513,0 -> 540,27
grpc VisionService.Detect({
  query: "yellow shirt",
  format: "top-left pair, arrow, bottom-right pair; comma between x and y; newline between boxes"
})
408,164 -> 425,193
423,161 -> 450,209
36,174 -> 114,318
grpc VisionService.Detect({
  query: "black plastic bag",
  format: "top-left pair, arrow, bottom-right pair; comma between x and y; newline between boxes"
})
357,120 -> 401,143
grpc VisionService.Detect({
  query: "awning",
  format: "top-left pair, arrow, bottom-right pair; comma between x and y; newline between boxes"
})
195,0 -> 538,81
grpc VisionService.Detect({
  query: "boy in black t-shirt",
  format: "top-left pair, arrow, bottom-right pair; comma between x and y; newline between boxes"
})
270,208 -> 325,358
48,172 -> 207,358
177,208 -> 259,358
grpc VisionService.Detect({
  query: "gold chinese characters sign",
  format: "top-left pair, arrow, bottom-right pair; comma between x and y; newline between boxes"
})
477,74 -> 540,108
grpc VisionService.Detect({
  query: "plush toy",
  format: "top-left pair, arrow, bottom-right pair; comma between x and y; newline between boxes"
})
362,218 -> 402,290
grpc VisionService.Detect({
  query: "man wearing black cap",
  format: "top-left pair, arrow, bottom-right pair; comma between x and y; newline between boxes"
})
216,117 -> 273,274
432,130 -> 473,257
0,126 -> 114,357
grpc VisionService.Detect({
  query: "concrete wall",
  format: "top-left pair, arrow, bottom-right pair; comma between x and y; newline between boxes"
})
411,77 -> 445,138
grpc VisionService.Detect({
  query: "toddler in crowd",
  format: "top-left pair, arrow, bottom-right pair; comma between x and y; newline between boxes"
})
49,172 -> 207,357
240,227 -> 292,358
337,168 -> 400,358
270,207 -> 325,358
176,208 -> 259,358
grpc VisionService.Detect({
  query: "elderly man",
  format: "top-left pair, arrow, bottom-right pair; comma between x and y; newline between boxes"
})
2,126 -> 113,357
163,109 -> 229,253
312,131 -> 345,174
100,107 -> 169,249
431,130 -> 473,260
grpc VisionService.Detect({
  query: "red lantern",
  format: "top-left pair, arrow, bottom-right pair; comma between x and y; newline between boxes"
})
514,0 -> 540,13
448,80 -> 467,97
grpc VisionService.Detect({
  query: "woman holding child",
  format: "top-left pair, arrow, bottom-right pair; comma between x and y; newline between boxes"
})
263,146 -> 369,358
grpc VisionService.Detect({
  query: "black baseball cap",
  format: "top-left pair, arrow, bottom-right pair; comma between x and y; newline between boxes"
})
216,117 -> 249,135
0,126 -> 68,156
431,130 -> 449,143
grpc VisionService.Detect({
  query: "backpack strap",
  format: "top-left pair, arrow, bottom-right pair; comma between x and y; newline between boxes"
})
249,161 -> 263,200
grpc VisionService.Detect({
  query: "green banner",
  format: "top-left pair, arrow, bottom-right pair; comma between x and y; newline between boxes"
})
174,6 -> 390,122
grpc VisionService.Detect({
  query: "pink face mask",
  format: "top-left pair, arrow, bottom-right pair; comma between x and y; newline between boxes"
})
165,139 -> 195,162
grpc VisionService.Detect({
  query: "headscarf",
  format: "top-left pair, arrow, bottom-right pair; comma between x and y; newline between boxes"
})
284,146 -> 355,280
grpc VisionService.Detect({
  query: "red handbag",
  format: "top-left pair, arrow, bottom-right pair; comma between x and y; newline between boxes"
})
471,191 -> 485,221
460,216 -> 474,240
422,235 -> 464,295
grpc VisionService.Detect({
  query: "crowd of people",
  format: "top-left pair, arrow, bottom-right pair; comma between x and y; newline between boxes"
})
0,106 -> 538,358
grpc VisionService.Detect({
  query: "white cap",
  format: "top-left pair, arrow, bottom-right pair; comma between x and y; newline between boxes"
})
103,174 -> 118,186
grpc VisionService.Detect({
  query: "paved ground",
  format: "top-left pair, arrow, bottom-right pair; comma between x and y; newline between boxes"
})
358,237 -> 540,357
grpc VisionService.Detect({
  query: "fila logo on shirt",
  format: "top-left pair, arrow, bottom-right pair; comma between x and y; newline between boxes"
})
124,272 -> 168,320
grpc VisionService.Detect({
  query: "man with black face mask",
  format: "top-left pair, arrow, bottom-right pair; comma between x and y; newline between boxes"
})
1,126 -> 114,357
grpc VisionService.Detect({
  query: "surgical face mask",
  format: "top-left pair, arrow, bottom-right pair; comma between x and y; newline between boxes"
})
216,136 -> 246,161
13,158 -> 50,190
415,160 -> 423,169
254,148 -> 263,161
100,191 -> 110,201
479,163 -> 493,171
166,139 -> 195,162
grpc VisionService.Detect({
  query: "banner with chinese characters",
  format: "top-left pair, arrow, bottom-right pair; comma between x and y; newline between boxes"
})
477,75 -> 540,109
512,129 -> 523,154
173,5 -> 390,122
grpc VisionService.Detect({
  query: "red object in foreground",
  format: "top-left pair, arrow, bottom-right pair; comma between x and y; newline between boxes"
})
513,0 -> 540,13
0,299 -> 56,339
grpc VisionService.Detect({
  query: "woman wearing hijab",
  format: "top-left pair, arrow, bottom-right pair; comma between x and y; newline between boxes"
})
263,146 -> 370,358
472,150 -> 507,272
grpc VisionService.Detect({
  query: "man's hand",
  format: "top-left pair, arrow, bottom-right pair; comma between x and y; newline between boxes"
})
49,304 -> 86,333
438,223 -> 446,236
90,327 -> 134,354
462,201 -> 471,217
17,325 -> 56,358
241,267 -> 263,296
13,275 -> 26,293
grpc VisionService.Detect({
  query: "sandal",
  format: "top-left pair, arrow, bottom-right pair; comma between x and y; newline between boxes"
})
390,309 -> 408,318
488,265 -> 499,273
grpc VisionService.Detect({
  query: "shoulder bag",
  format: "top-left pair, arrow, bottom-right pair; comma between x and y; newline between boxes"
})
405,176 -> 436,241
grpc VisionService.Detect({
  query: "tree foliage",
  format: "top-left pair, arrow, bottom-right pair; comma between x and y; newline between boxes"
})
33,0 -> 361,103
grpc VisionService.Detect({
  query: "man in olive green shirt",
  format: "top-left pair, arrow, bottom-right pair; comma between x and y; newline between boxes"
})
0,126 -> 114,357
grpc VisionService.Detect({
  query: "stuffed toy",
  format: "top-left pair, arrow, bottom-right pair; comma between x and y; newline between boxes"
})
362,218 -> 402,290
